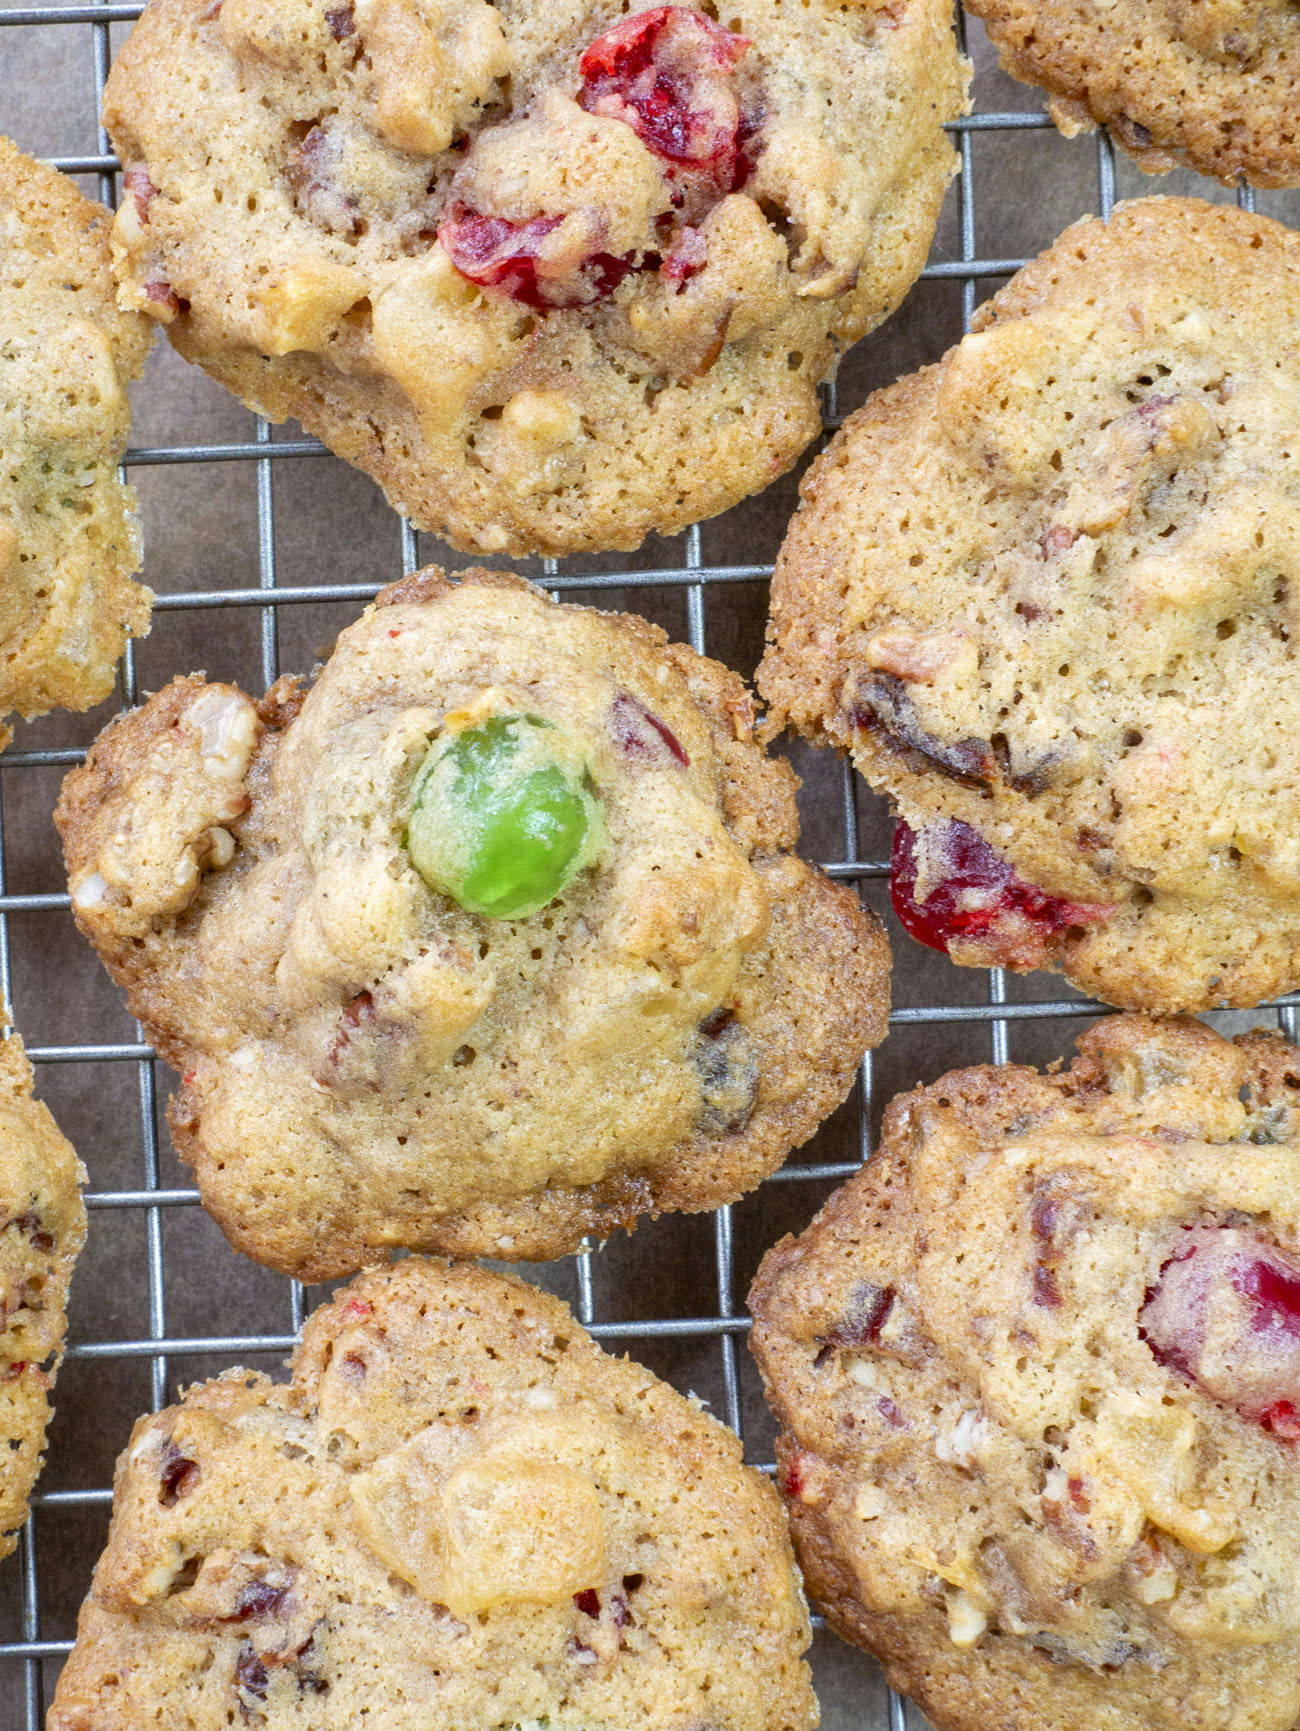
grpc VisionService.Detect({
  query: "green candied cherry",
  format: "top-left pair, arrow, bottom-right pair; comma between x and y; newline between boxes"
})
407,711 -> 607,918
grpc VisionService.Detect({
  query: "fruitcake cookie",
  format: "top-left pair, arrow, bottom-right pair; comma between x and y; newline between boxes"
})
760,197 -> 1300,1014
100,0 -> 968,556
0,138 -> 152,730
750,1014 -> 1300,1731
50,1257 -> 816,1731
55,564 -> 889,1280
0,1032 -> 87,1560
964,0 -> 1300,188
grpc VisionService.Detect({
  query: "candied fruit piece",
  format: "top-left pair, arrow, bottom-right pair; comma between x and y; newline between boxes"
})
437,203 -> 639,309
578,5 -> 752,192
407,711 -> 606,919
158,1439 -> 200,1506
1141,1226 -> 1300,1435
691,1006 -> 757,1134
610,690 -> 689,765
820,1281 -> 895,1352
890,818 -> 1113,968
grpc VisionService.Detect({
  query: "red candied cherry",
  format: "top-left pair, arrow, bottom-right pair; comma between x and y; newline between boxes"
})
610,689 -> 689,766
437,204 -> 641,310
578,6 -> 752,192
1140,1226 -> 1300,1437
659,223 -> 708,284
890,817 -> 1114,969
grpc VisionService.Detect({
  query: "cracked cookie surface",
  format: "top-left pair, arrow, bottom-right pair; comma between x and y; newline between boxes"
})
750,1014 -> 1300,1731
0,137 -> 152,731
50,1257 -> 816,1731
963,0 -> 1300,188
56,564 -> 888,1279
0,1033 -> 87,1561
760,197 -> 1300,1013
101,0 -> 967,555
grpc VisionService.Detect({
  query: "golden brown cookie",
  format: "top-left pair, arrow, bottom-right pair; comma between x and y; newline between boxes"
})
50,1257 -> 816,1731
964,0 -> 1300,188
56,565 -> 889,1279
0,1032 -> 87,1560
0,137 -> 152,730
760,196 -> 1300,1014
750,1014 -> 1300,1731
101,0 -> 968,556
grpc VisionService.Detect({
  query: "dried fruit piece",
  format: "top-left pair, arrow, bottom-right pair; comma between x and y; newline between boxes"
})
158,1440 -> 200,1506
610,690 -> 690,766
284,125 -> 362,238
820,1281 -> 895,1352
437,203 -> 640,310
1140,1226 -> 1300,1434
691,1007 -> 757,1134
578,6 -> 752,192
890,818 -> 1113,967
407,711 -> 607,918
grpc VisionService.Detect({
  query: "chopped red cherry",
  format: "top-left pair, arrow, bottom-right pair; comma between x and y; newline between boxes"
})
890,818 -> 1113,969
1140,1227 -> 1300,1435
578,6 -> 752,192
660,223 -> 708,284
779,1453 -> 807,1498
438,203 -> 640,310
611,689 -> 690,766
1262,1401 -> 1300,1439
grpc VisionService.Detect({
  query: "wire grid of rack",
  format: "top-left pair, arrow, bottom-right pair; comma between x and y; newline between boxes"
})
0,2 -> 1296,1725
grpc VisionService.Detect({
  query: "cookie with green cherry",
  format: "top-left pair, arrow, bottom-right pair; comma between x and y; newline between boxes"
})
54,566 -> 889,1279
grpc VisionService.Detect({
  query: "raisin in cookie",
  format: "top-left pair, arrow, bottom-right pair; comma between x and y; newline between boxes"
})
0,137 -> 152,731
964,0 -> 1300,188
751,1014 -> 1300,1731
101,0 -> 968,557
55,565 -> 889,1280
0,1032 -> 87,1560
760,196 -> 1300,1014
50,1257 -> 816,1731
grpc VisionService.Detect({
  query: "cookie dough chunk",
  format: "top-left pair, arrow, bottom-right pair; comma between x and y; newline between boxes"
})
55,565 -> 889,1279
0,137 -> 152,728
750,1014 -> 1300,1731
0,1033 -> 87,1560
101,0 -> 968,557
964,0 -> 1300,188
760,197 -> 1300,1014
50,1258 -> 816,1731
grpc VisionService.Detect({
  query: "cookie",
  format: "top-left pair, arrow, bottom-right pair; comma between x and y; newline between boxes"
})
759,196 -> 1300,1014
101,0 -> 968,556
55,565 -> 889,1280
0,137 -> 152,730
0,1032 -> 87,1560
963,0 -> 1300,189
50,1256 -> 816,1731
750,1013 -> 1300,1731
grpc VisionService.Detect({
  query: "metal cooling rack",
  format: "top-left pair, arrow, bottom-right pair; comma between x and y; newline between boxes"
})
0,2 -> 1292,1725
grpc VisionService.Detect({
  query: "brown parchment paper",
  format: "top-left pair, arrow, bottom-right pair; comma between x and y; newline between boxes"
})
0,8 -> 1297,1725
